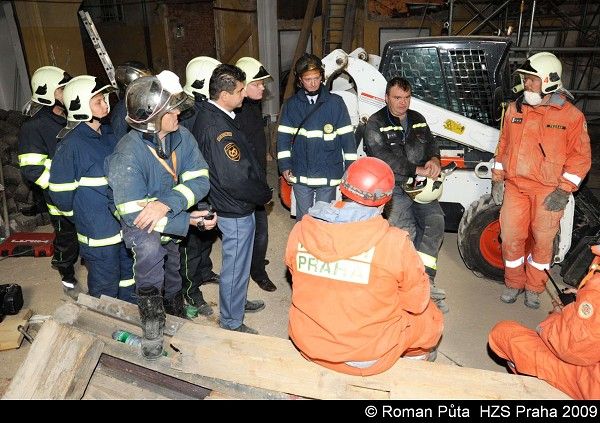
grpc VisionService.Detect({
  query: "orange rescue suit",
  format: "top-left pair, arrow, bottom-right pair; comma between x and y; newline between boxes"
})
493,94 -> 591,292
287,210 -> 443,376
489,273 -> 600,399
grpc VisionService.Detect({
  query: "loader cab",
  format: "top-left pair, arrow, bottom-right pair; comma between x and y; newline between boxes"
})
379,36 -> 513,128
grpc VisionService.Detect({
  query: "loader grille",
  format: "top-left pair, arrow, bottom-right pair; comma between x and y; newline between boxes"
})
380,37 -> 512,128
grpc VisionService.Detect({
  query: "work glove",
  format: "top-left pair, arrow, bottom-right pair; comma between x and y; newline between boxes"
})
491,180 -> 504,206
543,188 -> 570,211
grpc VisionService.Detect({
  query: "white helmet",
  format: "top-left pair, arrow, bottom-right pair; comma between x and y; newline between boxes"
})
235,57 -> 271,85
516,52 -> 563,95
403,176 -> 444,204
402,162 -> 457,204
23,66 -> 71,116
126,70 -> 194,134
183,56 -> 221,99
58,75 -> 114,138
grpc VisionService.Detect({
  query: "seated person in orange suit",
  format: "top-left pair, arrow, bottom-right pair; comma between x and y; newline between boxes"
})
286,157 -> 443,376
488,245 -> 600,400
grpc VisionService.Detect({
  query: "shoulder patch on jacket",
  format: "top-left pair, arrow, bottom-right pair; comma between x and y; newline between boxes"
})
224,142 -> 240,161
511,117 -> 523,123
578,301 -> 594,319
217,131 -> 233,142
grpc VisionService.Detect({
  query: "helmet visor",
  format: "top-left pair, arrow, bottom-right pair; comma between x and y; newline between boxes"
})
165,90 -> 194,114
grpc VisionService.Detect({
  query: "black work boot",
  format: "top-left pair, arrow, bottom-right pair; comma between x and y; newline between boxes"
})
184,289 -> 213,318
163,290 -> 187,318
137,287 -> 166,360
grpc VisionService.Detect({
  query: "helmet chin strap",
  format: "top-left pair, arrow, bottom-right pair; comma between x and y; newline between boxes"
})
153,133 -> 169,159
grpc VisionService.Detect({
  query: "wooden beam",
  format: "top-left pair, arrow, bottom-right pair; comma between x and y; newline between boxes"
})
0,308 -> 32,351
170,322 -> 569,400
283,0 -> 319,101
58,298 -> 294,399
4,320 -> 103,399
342,0 -> 358,52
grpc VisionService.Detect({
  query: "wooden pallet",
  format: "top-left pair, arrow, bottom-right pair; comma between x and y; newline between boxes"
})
3,294 -> 568,399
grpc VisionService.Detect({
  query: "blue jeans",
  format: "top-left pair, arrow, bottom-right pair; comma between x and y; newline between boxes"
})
294,184 -> 337,222
385,186 -> 445,280
217,214 -> 255,329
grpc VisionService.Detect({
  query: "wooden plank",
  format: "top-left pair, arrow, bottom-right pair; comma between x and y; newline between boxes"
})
3,320 -> 104,399
0,308 -> 32,351
170,322 -> 569,400
55,301 -> 293,399
84,367 -> 174,400
77,293 -> 220,336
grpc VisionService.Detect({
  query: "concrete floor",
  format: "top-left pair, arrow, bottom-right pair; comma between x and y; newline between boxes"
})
1,158 -> 569,396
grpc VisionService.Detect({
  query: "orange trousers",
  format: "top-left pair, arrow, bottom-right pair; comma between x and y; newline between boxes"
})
310,301 -> 444,376
489,320 -> 599,400
500,180 -> 564,293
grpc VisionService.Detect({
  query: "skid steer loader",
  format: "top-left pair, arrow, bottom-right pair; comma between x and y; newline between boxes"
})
280,36 -> 600,286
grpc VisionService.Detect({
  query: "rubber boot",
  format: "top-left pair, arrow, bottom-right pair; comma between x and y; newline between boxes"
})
62,277 -> 82,300
137,286 -> 165,360
164,290 -> 187,318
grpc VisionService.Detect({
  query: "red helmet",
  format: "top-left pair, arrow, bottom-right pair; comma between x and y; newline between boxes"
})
340,158 -> 394,206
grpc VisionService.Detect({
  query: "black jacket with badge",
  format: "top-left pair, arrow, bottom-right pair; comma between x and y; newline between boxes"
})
192,101 -> 272,218
363,107 -> 440,185
235,98 -> 267,174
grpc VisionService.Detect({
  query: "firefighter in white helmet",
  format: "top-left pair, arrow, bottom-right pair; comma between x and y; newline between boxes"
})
178,56 -> 222,318
48,75 -> 136,303
17,66 -> 80,299
105,71 -> 213,359
234,57 -> 277,292
492,52 -> 591,309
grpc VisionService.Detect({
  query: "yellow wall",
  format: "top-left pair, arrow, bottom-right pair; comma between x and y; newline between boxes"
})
13,0 -> 86,76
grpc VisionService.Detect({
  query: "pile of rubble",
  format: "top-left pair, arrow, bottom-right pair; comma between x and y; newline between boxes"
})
0,109 -> 50,233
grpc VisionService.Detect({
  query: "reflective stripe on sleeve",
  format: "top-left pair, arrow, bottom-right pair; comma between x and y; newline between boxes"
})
563,172 -> 581,187
181,168 -> 209,182
18,153 -> 48,166
173,184 -> 195,209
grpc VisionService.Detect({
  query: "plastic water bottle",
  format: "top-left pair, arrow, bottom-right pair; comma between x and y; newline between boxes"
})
111,329 -> 168,356
112,330 -> 142,347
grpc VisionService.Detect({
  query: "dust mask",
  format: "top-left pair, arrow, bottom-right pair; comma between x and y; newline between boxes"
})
524,91 -> 543,106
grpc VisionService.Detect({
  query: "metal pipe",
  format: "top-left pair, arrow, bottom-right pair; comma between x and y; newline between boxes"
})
456,2 -> 496,36
448,0 -> 454,36
527,0 -> 537,50
467,0 -> 512,35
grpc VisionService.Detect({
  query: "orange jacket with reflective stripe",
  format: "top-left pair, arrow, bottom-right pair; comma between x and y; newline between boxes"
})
537,274 -> 600,399
493,94 -> 591,193
286,213 -> 431,365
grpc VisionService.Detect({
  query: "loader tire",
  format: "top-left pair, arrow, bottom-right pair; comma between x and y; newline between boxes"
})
458,194 -> 504,282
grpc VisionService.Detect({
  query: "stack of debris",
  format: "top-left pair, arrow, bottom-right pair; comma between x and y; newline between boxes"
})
0,109 -> 49,233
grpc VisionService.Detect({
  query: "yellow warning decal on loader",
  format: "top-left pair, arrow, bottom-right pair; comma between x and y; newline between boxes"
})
443,119 -> 465,135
